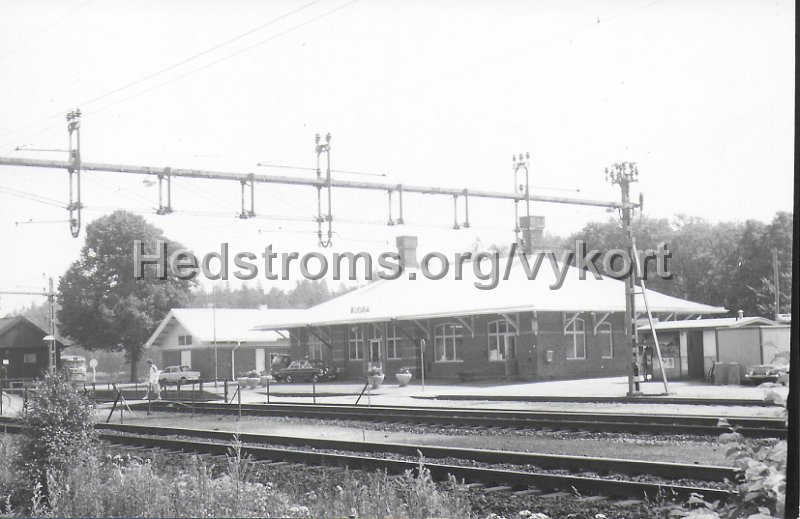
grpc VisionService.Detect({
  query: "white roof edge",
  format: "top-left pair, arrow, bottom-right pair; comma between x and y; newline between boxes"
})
144,310 -> 177,349
253,304 -> 727,331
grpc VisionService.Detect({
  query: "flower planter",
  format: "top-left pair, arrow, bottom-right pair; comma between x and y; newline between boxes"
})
367,373 -> 385,389
259,375 -> 272,387
395,371 -> 412,387
236,377 -> 248,389
246,377 -> 260,390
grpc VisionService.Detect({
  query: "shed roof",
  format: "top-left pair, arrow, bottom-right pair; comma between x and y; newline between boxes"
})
254,261 -> 726,330
637,316 -> 779,331
145,308 -> 302,348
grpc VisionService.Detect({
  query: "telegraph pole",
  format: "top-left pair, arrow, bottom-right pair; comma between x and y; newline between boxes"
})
606,162 -> 641,396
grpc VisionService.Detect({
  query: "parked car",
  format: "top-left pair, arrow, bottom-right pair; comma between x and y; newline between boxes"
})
744,351 -> 790,386
159,365 -> 201,385
273,360 -> 337,383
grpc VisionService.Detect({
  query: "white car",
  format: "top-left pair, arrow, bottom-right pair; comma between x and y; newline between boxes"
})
158,365 -> 201,385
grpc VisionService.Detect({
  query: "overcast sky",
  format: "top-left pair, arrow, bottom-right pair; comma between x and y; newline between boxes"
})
0,0 -> 794,312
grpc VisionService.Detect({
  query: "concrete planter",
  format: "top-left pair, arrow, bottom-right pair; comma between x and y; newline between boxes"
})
367,374 -> 385,389
259,375 -> 272,387
395,372 -> 412,387
246,377 -> 260,390
236,377 -> 248,389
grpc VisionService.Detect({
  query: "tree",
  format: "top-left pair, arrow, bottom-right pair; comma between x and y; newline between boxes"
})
57,211 -> 194,381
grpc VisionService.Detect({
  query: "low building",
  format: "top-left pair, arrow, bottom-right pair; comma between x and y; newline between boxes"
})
144,308 -> 299,380
638,316 -> 789,380
0,315 -> 65,381
253,237 -> 727,381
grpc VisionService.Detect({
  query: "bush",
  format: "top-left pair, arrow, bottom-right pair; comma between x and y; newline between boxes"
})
16,370 -> 97,491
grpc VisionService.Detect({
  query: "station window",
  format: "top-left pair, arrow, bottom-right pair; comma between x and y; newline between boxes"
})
565,318 -> 586,360
488,320 -> 516,361
597,322 -> 613,359
308,335 -> 325,360
178,335 -> 192,346
386,324 -> 401,359
348,327 -> 365,360
23,353 -> 37,363
434,323 -> 463,362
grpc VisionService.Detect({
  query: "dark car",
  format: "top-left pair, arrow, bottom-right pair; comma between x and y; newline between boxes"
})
744,351 -> 790,386
273,360 -> 337,383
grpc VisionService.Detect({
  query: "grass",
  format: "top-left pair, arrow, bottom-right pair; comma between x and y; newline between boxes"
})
0,434 -> 473,518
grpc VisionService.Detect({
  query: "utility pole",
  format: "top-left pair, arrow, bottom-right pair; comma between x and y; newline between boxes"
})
66,110 -> 82,238
606,162 -> 642,396
773,248 -> 780,322
315,133 -> 333,247
512,153 -> 531,253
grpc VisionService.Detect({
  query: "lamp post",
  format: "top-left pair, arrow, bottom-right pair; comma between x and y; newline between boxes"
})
605,162 -> 641,396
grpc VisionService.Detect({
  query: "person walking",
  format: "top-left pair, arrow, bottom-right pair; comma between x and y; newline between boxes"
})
144,359 -> 161,400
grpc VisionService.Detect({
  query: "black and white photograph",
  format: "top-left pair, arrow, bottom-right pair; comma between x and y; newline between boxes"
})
0,1 -> 795,518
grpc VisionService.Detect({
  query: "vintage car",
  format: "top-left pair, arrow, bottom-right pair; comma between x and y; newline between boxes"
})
744,351 -> 790,386
272,360 -> 337,383
158,365 -> 201,385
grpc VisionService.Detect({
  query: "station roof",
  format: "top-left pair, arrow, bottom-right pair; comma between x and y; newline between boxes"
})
637,316 -> 780,332
145,308 -> 301,348
253,261 -> 727,330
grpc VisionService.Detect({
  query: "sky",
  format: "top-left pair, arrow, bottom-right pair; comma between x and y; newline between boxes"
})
0,0 -> 794,312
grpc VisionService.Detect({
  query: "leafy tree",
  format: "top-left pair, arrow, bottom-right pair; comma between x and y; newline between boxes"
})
57,211 -> 194,381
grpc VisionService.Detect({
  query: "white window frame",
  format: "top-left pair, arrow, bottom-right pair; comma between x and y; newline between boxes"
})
434,323 -> 463,362
488,319 -> 517,361
348,327 -> 365,360
178,335 -> 193,346
565,317 -> 586,360
386,324 -> 401,359
308,335 -> 325,360
597,322 -> 614,359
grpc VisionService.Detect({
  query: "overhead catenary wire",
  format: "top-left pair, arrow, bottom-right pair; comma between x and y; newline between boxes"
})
0,0 -> 328,147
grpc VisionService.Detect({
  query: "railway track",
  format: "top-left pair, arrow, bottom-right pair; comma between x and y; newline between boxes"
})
0,418 -> 736,502
137,401 -> 786,438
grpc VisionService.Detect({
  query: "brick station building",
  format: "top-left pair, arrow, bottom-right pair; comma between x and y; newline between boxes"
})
252,237 -> 726,381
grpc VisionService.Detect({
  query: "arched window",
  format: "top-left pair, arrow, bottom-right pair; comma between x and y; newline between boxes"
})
488,320 -> 516,361
565,318 -> 586,359
596,322 -> 613,359
434,323 -> 463,362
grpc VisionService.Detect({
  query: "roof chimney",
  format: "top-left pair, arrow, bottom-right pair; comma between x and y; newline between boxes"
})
396,236 -> 418,269
737,309 -> 744,320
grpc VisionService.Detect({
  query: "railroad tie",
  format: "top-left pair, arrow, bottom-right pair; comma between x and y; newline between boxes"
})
482,486 -> 513,493
577,495 -> 608,502
462,483 -> 485,490
511,489 -> 541,497
537,492 -> 571,499
613,499 -> 645,507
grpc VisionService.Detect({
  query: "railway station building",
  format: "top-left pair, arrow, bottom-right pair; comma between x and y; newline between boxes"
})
252,237 -> 727,381
145,308 -> 297,380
